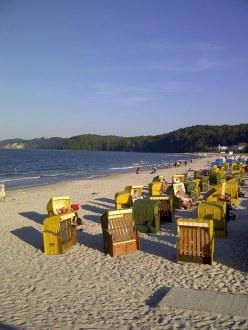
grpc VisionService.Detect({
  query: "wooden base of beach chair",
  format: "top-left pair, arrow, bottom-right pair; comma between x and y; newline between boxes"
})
177,254 -> 212,265
107,235 -> 140,257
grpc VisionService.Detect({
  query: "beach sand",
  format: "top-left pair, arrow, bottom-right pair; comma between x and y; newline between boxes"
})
0,155 -> 248,329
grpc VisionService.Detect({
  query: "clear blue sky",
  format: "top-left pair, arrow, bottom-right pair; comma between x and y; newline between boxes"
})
0,0 -> 247,139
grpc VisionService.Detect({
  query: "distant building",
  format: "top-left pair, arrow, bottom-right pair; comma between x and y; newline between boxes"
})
3,143 -> 25,149
218,144 -> 228,151
216,143 -> 247,153
237,143 -> 247,151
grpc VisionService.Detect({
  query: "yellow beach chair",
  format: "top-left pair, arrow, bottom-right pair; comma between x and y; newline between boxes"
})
198,200 -> 227,238
43,214 -> 77,255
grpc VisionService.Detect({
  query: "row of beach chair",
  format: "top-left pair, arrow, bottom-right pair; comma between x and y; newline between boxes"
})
41,160 -> 246,266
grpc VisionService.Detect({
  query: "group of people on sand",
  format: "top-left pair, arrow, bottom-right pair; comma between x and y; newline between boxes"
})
136,159 -> 194,175
135,166 -> 194,209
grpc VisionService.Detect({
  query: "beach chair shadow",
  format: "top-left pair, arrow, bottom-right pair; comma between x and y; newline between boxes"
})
95,197 -> 115,205
19,211 -> 46,225
84,214 -> 101,223
90,201 -> 114,209
174,207 -> 198,219
11,226 -> 43,250
146,286 -> 170,307
213,191 -> 248,272
77,231 -> 103,253
140,236 -> 176,262
0,323 -> 21,330
81,204 -> 108,214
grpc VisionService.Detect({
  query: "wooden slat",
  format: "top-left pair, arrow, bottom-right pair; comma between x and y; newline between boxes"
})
197,227 -> 201,257
179,227 -> 184,255
118,217 -> 124,242
201,228 -> 205,257
124,213 -> 131,240
116,217 -> 123,243
113,217 -> 119,243
188,227 -> 192,256
193,227 -> 197,257
184,227 -> 188,255
109,218 -> 115,242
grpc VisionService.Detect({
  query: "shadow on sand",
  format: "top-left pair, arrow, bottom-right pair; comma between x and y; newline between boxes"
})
95,197 -> 115,205
211,190 -> 248,273
11,227 -> 43,250
140,235 -> 176,262
0,323 -> 21,330
146,286 -> 170,308
77,231 -> 103,253
19,211 -> 46,225
81,204 -> 107,215
90,201 -> 114,209
83,214 -> 101,224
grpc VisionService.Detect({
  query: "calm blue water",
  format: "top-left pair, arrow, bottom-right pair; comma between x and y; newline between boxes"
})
0,149 -> 198,189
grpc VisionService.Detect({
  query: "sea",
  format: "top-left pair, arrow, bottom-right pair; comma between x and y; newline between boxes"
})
0,149 -> 198,189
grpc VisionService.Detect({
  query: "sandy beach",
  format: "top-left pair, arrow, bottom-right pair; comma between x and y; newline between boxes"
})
0,155 -> 248,330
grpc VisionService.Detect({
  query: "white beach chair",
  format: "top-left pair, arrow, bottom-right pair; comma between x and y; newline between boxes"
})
0,183 -> 6,201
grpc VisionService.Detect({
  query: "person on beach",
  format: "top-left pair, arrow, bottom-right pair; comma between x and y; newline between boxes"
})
151,166 -> 157,174
176,190 -> 194,209
161,178 -> 168,193
0,183 -> 6,201
136,166 -> 141,174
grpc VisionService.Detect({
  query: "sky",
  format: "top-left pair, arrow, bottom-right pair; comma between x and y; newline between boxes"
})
0,0 -> 248,140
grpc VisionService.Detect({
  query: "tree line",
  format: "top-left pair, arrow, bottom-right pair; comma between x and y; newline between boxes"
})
0,124 -> 247,153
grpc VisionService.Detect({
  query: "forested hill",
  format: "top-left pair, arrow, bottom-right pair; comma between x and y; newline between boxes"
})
0,124 -> 247,152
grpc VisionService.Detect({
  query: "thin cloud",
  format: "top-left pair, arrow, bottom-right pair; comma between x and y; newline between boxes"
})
113,96 -> 149,105
147,56 -> 239,73
137,40 -> 224,53
90,81 -> 191,100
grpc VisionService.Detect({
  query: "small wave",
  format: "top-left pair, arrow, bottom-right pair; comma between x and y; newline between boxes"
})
84,174 -> 106,179
40,173 -> 64,177
109,166 -> 136,170
1,176 -> 41,183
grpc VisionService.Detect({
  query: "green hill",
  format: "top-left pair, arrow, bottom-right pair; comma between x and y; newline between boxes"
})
0,124 -> 247,152
0,137 -> 65,150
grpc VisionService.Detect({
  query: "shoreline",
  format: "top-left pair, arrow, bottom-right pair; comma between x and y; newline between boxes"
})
1,150 -> 210,191
5,154 -> 209,194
